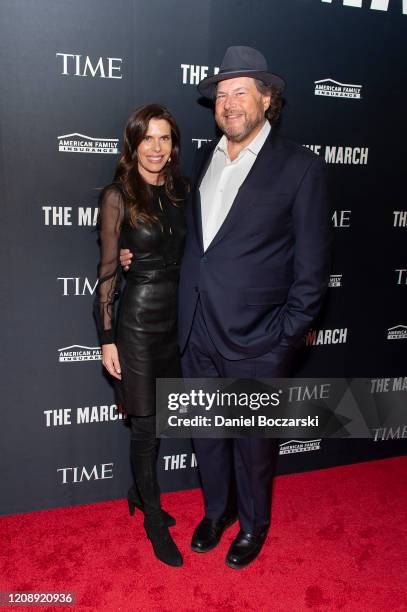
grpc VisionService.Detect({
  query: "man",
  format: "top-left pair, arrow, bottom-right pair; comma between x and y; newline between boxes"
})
121,46 -> 331,569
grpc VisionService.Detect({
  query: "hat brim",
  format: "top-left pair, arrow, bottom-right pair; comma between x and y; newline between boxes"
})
197,70 -> 286,99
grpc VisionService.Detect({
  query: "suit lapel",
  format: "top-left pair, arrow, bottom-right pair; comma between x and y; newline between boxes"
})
205,130 -> 280,252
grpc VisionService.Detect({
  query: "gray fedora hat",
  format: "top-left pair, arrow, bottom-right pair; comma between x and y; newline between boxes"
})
198,45 -> 285,99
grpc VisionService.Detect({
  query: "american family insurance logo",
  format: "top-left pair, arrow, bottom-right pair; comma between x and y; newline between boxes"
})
314,78 -> 362,99
58,345 -> 102,362
329,274 -> 343,288
387,325 -> 407,340
279,439 -> 321,454
320,0 -> 406,16
58,133 -> 119,154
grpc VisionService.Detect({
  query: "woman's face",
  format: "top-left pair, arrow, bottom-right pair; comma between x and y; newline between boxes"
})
136,118 -> 172,184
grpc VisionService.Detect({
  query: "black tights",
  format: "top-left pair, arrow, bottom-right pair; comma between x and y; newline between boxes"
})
129,415 -> 162,523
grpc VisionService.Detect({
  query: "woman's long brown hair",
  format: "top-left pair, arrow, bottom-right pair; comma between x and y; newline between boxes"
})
110,104 -> 184,226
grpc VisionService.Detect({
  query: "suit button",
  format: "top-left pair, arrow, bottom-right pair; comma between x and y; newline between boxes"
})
194,286 -> 199,293
201,256 -> 207,263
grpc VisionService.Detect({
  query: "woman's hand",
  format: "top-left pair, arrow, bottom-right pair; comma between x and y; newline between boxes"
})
102,343 -> 122,380
120,248 -> 133,271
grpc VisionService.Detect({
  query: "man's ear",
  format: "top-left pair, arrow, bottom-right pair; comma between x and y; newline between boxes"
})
263,95 -> 271,113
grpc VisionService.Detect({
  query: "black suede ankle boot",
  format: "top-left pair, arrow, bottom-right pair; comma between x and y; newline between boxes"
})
144,517 -> 183,567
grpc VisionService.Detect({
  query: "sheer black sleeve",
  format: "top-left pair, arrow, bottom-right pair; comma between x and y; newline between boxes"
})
93,186 -> 124,345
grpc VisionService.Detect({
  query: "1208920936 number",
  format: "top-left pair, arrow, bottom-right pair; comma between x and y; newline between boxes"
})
0,592 -> 75,606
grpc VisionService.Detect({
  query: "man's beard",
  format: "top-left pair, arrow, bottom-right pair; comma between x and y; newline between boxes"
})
217,106 -> 264,143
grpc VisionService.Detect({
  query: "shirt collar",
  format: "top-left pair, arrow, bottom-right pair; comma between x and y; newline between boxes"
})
216,120 -> 271,159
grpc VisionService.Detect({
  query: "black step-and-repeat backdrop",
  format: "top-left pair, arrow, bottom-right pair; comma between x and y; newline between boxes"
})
1,0 -> 406,515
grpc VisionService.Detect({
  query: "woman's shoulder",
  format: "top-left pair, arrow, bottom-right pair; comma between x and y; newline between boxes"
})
99,182 -> 126,208
100,181 -> 125,198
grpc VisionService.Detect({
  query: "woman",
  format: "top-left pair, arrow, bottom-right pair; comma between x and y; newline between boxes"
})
94,104 -> 187,567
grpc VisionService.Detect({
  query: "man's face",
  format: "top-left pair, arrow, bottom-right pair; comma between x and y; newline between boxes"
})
214,77 -> 270,143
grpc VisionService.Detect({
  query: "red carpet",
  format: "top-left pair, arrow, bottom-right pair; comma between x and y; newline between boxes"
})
1,456 -> 406,611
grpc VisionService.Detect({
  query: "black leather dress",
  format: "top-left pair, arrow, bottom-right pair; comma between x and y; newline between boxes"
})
94,183 -> 186,416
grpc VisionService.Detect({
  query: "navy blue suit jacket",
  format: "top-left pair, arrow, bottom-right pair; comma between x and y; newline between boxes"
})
178,129 -> 332,361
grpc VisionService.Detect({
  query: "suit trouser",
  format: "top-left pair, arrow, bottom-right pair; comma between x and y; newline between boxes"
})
181,299 -> 294,535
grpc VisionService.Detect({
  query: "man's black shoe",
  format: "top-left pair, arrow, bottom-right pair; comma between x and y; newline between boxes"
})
191,514 -> 238,552
225,530 -> 267,569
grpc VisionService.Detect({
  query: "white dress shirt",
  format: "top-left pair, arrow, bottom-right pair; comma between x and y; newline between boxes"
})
200,120 -> 271,251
